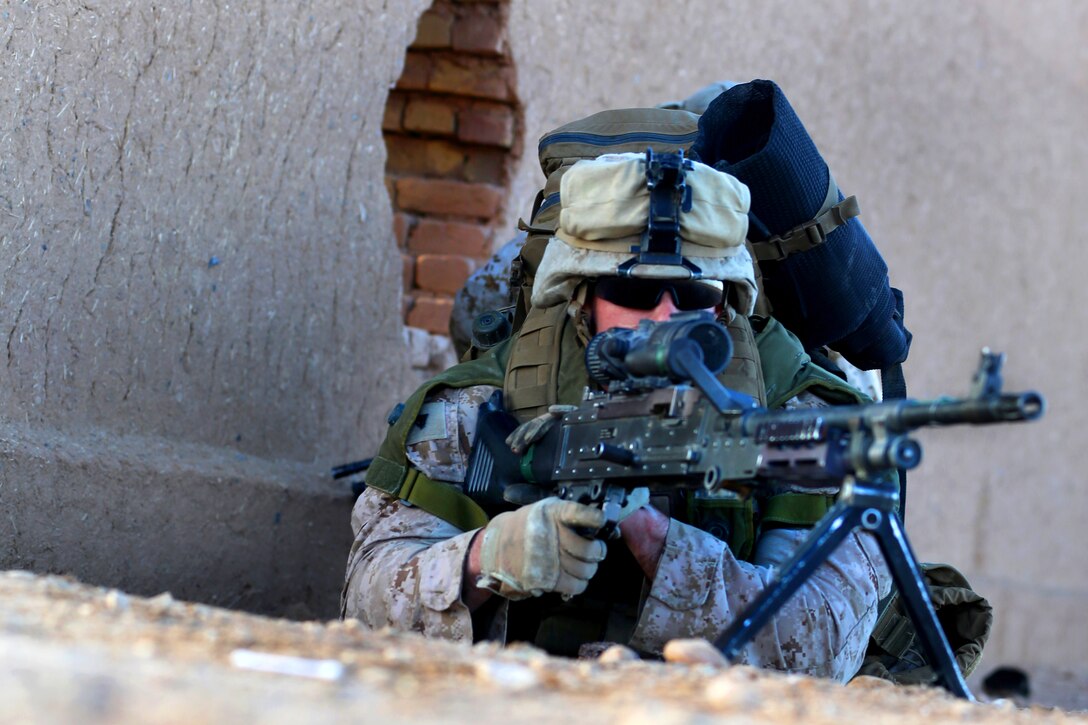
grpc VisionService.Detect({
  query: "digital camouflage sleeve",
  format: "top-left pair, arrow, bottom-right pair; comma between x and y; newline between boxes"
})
342,385 -> 890,683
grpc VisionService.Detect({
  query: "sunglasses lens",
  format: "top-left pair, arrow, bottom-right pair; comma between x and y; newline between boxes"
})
595,278 -> 724,311
676,283 -> 725,310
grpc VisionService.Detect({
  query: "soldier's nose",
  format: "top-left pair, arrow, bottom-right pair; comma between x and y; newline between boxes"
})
648,291 -> 681,322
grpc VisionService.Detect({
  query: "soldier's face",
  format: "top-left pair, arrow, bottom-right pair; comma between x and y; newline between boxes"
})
591,287 -> 719,332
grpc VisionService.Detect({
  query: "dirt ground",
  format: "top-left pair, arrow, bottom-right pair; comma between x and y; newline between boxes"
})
1,570 -> 1083,725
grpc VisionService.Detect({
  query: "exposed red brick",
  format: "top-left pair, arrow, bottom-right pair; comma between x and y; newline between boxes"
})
402,254 -> 415,288
386,141 -> 505,187
406,294 -> 455,334
396,52 -> 432,91
451,11 -> 504,55
403,99 -> 457,135
395,178 -> 503,218
383,93 -> 405,132
411,10 -> 452,49
463,148 -> 507,184
385,136 -> 466,179
416,254 -> 476,295
393,213 -> 414,248
429,56 -> 511,100
458,107 -> 514,147
385,176 -> 396,206
408,219 -> 492,256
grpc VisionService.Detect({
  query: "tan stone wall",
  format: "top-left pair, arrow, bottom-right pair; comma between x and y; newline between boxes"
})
2,0 -> 1084,689
1,0 -> 427,462
499,0 -> 1087,681
0,0 -> 434,615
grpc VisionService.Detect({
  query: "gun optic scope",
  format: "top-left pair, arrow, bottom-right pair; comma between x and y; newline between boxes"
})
585,311 -> 732,386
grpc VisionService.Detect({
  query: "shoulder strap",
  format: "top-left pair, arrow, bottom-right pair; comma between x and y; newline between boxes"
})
395,468 -> 490,532
365,348 -> 509,530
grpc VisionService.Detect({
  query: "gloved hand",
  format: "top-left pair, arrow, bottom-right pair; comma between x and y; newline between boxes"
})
477,497 -> 608,601
505,404 -> 577,455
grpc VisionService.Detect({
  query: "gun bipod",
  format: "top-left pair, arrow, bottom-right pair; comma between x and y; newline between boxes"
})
712,479 -> 975,700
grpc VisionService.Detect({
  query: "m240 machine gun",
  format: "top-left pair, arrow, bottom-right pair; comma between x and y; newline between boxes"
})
464,311 -> 1045,699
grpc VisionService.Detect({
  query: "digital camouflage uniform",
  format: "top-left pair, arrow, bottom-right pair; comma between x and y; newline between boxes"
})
450,233 -> 526,357
347,138 -> 893,682
342,384 -> 892,683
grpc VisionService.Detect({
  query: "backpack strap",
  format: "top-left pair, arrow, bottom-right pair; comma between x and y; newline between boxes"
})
756,316 -> 869,408
749,176 -> 860,263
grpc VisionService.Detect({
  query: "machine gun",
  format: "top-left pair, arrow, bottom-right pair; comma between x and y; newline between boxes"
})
463,311 -> 1045,699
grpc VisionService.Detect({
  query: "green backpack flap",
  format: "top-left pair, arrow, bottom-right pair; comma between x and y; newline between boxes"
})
511,108 -> 702,331
365,343 -> 512,532
756,315 -> 868,409
857,563 -> 994,685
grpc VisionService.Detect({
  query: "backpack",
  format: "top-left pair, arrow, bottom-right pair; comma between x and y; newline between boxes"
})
691,80 -> 911,372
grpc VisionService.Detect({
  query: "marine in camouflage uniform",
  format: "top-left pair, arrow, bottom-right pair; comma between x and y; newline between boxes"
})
344,150 -> 892,683
343,383 -> 889,680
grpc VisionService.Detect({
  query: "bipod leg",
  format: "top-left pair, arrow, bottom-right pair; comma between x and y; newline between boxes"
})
873,510 -> 975,700
713,500 -> 865,660
711,482 -> 974,701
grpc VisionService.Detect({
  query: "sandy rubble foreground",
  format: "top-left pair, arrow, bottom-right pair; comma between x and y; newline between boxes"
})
0,571 -> 1082,725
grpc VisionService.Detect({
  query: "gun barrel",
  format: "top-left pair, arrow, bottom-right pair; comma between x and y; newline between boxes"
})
743,391 -> 1045,440
331,458 -> 373,480
892,391 -> 1045,428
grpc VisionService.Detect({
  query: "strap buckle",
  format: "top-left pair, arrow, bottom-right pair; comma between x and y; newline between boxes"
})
752,195 -> 861,263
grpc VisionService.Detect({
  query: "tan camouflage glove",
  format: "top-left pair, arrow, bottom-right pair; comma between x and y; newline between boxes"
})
505,404 -> 578,455
477,497 -> 608,601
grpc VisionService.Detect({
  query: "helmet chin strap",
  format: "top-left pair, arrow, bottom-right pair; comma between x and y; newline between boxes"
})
567,278 -> 594,345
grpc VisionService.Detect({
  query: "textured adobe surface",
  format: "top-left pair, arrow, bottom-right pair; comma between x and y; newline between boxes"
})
0,0 -> 431,617
0,0 -> 1085,701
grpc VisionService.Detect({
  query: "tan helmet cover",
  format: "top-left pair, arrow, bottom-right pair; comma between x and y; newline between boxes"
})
532,152 -> 757,315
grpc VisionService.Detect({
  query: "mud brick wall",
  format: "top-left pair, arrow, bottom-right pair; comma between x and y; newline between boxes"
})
384,0 -> 520,336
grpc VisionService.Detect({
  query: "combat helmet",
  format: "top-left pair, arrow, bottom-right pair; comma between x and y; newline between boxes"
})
530,149 -> 758,321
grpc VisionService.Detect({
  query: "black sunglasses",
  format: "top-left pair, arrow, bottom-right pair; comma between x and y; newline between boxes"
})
594,277 -> 725,311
